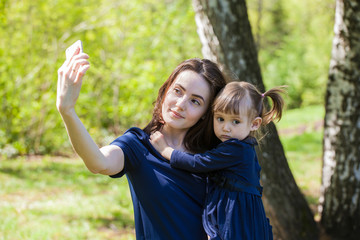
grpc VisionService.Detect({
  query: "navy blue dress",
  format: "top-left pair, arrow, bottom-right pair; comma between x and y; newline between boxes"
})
110,128 -> 207,240
171,137 -> 273,240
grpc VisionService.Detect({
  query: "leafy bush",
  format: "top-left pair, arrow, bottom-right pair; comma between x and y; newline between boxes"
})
0,0 -> 334,156
0,0 -> 201,155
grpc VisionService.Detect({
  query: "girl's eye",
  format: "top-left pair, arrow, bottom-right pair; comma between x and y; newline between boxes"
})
217,117 -> 224,122
233,120 -> 240,124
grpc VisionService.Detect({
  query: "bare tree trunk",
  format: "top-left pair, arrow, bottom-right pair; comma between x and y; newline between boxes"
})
192,0 -> 318,239
255,0 -> 263,49
320,0 -> 360,239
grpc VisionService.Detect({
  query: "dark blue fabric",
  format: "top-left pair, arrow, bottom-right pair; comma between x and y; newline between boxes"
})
171,138 -> 273,240
210,174 -> 263,197
110,127 -> 207,240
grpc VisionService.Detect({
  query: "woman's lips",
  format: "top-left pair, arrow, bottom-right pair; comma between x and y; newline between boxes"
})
170,109 -> 184,119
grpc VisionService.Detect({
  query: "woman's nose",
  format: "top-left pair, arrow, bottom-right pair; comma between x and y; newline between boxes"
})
175,97 -> 186,110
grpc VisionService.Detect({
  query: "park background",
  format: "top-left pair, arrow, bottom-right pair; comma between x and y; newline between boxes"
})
0,0 -> 333,239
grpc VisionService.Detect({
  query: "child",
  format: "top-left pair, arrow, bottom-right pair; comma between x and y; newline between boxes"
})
150,81 -> 286,240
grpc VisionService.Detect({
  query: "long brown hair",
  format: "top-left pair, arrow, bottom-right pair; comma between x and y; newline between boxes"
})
143,58 -> 226,153
213,81 -> 286,129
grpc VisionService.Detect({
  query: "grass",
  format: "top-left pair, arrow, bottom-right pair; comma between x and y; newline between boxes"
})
0,105 -> 325,239
0,156 -> 135,240
277,105 -> 325,214
276,105 -> 324,130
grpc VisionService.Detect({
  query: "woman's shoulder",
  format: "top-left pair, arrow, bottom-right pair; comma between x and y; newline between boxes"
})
124,127 -> 149,139
111,127 -> 149,145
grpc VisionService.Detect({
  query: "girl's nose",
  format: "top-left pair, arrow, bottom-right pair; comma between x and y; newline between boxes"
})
222,123 -> 231,132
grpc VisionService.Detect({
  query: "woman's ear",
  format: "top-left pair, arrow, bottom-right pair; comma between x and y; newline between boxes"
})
250,117 -> 262,131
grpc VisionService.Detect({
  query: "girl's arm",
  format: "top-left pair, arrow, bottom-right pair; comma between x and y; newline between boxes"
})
170,141 -> 252,173
150,132 -> 248,173
150,131 -> 174,160
57,48 -> 124,175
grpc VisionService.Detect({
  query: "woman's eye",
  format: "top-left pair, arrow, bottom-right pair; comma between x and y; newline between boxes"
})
191,99 -> 201,106
174,88 -> 181,94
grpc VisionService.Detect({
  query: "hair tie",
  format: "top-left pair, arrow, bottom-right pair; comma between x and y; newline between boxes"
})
261,93 -> 265,98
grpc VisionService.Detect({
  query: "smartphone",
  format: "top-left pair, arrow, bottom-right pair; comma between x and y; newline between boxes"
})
65,40 -> 83,59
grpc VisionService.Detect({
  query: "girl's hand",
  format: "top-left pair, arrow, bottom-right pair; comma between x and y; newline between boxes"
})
150,131 -> 168,154
56,47 -> 90,116
150,131 -> 174,160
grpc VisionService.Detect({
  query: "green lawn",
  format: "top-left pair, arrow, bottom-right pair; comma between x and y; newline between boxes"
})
0,156 -> 135,240
277,105 -> 325,215
0,105 -> 325,239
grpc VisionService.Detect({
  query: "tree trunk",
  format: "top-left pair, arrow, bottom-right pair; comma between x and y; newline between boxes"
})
192,0 -> 318,239
320,0 -> 360,239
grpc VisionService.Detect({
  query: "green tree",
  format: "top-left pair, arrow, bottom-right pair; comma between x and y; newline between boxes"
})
0,0 -> 201,156
0,0 -> 334,157
248,0 -> 334,108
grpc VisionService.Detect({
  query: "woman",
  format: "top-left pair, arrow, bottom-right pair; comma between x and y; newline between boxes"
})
56,47 -> 226,239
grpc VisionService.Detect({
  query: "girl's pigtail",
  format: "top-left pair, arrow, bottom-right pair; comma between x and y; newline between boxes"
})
261,86 -> 287,125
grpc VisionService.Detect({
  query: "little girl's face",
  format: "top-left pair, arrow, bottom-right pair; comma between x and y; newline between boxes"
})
213,111 -> 253,142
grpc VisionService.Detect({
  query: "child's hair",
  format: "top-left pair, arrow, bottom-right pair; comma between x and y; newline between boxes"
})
213,81 -> 286,127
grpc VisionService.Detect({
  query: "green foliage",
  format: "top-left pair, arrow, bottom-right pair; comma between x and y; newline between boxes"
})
0,0 -> 334,155
247,0 -> 334,108
0,0 -> 201,155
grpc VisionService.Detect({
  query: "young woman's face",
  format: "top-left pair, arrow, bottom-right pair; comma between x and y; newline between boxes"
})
162,70 -> 211,131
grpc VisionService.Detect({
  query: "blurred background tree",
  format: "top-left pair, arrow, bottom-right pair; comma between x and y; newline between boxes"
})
0,0 -> 333,158
321,0 -> 360,238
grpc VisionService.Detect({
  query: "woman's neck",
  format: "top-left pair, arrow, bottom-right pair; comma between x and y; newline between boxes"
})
161,125 -> 187,151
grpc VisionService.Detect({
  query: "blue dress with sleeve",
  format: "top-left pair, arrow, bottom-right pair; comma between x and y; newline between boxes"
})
109,127 -> 208,240
171,137 -> 273,240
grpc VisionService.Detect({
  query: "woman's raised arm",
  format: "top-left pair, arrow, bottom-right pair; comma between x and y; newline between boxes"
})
56,48 -> 124,175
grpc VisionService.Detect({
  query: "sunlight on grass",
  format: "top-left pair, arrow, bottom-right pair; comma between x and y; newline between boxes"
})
281,133 -> 322,205
276,105 -> 325,130
0,157 -> 135,240
0,105 -> 324,239
277,105 -> 324,212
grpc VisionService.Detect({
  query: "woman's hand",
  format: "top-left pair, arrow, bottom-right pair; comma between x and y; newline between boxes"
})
55,47 -> 125,176
56,47 -> 90,116
150,131 -> 174,160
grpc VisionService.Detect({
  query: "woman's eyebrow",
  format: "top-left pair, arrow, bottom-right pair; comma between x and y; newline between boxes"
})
175,83 -> 205,102
193,94 -> 205,102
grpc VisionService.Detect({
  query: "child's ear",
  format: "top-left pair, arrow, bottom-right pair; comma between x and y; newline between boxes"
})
251,117 -> 262,131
